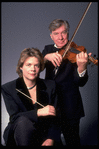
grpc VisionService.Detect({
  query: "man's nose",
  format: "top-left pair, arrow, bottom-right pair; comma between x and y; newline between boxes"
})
59,33 -> 63,40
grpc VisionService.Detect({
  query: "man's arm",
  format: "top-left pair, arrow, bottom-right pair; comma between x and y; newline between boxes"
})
44,52 -> 62,67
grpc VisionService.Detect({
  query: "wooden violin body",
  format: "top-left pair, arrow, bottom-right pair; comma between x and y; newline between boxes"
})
58,2 -> 98,67
58,42 -> 98,66
54,2 -> 98,76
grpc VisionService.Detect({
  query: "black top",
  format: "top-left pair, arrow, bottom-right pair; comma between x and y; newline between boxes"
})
42,44 -> 88,121
1,77 -> 60,144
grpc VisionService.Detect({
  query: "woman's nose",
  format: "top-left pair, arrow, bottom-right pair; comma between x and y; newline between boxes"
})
31,65 -> 35,71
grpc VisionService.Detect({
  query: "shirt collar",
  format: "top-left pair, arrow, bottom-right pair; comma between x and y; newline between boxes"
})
54,44 -> 58,48
54,41 -> 69,49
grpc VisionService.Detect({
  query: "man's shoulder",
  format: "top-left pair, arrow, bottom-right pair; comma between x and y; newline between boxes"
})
44,44 -> 54,50
42,44 -> 58,56
45,44 -> 54,48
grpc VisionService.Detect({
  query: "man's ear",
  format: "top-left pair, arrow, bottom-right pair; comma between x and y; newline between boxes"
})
50,33 -> 53,40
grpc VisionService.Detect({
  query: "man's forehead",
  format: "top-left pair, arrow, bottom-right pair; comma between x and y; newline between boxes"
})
52,25 -> 67,33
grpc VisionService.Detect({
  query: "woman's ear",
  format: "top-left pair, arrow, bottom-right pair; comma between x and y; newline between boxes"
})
20,67 -> 23,72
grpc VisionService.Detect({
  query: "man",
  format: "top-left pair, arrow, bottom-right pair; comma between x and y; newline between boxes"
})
42,19 -> 91,146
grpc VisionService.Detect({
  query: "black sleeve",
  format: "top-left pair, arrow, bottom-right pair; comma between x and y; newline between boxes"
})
42,45 -> 55,57
1,86 -> 38,123
73,63 -> 88,87
42,45 -> 49,57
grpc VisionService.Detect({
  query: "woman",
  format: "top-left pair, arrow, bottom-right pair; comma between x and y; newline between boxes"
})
1,48 -> 60,146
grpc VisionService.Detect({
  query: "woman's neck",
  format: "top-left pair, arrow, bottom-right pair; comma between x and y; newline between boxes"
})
23,77 -> 36,88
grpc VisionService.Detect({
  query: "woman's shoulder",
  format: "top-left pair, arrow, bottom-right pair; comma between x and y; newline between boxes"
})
1,78 -> 17,91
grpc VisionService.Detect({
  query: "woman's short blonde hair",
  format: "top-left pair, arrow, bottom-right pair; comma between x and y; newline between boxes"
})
16,47 -> 44,77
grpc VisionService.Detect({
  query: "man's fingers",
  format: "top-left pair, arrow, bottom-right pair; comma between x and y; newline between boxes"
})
54,54 -> 62,67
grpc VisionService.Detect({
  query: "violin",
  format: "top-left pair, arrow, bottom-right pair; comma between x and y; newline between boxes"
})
58,41 -> 98,66
56,2 -> 98,74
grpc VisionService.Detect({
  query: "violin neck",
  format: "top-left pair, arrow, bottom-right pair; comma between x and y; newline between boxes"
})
88,55 -> 98,66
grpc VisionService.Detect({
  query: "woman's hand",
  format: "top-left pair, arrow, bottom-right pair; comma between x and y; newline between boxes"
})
37,105 -> 56,117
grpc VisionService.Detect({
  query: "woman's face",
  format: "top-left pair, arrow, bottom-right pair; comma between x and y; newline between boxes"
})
20,56 -> 40,82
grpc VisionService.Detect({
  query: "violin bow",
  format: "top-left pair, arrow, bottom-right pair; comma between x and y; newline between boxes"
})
63,2 -> 92,58
16,88 -> 45,108
54,2 -> 92,75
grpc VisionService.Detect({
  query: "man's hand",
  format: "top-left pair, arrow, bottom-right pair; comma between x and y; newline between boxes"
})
41,139 -> 54,146
44,52 -> 62,67
76,52 -> 92,73
37,105 -> 56,117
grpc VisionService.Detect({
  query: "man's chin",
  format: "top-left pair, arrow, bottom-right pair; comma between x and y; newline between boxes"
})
57,44 -> 65,49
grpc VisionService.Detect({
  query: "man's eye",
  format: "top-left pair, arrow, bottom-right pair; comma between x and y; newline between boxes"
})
62,30 -> 67,34
54,33 -> 58,35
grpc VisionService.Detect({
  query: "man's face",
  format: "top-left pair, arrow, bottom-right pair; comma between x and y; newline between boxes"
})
50,24 -> 68,48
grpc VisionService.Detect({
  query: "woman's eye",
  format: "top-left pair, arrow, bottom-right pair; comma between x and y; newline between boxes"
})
26,63 -> 31,66
35,64 -> 40,68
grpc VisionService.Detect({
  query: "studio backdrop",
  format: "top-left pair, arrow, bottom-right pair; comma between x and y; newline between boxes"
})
1,2 -> 98,145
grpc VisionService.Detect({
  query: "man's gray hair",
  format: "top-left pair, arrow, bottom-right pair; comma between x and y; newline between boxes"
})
49,19 -> 70,33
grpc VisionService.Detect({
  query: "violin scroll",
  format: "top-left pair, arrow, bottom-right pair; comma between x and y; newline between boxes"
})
88,55 -> 98,66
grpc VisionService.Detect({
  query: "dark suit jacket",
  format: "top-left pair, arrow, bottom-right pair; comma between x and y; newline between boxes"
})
1,77 -> 60,144
42,44 -> 89,121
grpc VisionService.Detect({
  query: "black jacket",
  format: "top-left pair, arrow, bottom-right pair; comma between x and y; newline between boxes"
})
42,44 -> 88,121
1,77 -> 60,144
